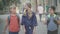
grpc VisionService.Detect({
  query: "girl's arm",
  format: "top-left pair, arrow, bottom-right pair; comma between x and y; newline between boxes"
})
33,26 -> 37,34
33,14 -> 37,34
21,16 -> 26,33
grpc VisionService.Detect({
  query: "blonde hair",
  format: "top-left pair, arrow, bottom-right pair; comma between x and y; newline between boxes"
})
23,2 -> 32,18
9,4 -> 16,13
26,2 -> 31,8
9,4 -> 16,9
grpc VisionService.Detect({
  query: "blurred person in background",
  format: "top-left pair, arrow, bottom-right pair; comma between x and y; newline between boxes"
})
38,4 -> 44,22
21,2 -> 37,34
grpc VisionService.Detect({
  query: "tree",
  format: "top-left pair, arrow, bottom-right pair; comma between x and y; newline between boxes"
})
0,0 -> 4,10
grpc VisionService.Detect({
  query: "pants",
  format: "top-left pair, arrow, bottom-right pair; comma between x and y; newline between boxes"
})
39,14 -> 42,21
9,32 -> 18,34
48,30 -> 58,34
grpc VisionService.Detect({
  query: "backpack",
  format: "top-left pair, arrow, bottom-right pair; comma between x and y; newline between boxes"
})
8,14 -> 20,25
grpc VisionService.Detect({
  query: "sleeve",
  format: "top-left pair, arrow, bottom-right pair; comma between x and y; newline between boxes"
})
21,16 -> 25,25
55,16 -> 59,20
32,14 -> 37,26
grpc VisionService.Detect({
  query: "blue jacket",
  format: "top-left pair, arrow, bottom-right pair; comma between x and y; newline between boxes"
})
21,12 -> 37,27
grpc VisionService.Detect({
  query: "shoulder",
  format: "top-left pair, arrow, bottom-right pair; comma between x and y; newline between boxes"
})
47,14 -> 50,18
22,15 -> 27,18
54,14 -> 59,19
6,15 -> 10,21
32,12 -> 36,17
8,15 -> 10,18
32,12 -> 35,15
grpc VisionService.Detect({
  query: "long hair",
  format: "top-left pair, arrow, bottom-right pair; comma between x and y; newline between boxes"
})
23,2 -> 32,16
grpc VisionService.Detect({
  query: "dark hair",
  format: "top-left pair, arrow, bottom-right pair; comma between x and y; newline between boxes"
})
50,6 -> 55,11
26,2 -> 31,8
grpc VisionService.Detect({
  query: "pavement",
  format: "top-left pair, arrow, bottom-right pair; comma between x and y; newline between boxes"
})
0,14 -> 60,34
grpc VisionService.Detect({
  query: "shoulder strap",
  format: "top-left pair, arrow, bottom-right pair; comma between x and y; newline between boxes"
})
16,14 -> 20,24
54,14 -> 56,18
8,15 -> 10,25
47,18 -> 50,25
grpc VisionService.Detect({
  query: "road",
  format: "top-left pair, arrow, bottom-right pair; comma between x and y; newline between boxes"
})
0,14 -> 60,34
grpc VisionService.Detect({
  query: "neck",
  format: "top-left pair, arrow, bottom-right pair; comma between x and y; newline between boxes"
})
50,13 -> 55,16
10,13 -> 16,16
28,9 -> 31,11
50,13 -> 54,15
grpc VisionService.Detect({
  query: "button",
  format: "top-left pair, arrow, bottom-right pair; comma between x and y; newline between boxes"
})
29,27 -> 31,29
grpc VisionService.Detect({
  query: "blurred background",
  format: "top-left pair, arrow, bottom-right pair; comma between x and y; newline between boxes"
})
0,0 -> 60,14
0,0 -> 60,34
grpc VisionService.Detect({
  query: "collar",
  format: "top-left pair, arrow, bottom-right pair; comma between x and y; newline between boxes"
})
48,14 -> 56,18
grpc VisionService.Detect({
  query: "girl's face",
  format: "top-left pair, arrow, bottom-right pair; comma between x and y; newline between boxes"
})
10,7 -> 16,14
25,4 -> 29,10
25,4 -> 31,13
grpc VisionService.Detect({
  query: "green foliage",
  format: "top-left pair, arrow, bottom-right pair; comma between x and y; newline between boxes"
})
0,1 -> 4,10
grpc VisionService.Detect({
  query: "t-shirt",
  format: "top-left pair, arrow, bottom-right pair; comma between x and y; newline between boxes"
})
47,14 -> 59,31
9,15 -> 20,32
38,6 -> 43,14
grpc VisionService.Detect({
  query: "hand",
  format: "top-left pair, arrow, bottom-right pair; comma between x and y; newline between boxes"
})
24,29 -> 26,33
33,28 -> 36,34
33,30 -> 35,34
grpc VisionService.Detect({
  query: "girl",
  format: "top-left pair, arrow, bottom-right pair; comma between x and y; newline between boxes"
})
21,2 -> 37,34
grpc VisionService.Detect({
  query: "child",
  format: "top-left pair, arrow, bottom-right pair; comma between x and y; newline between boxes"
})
38,4 -> 43,21
21,2 -> 37,34
44,6 -> 60,34
3,5 -> 20,34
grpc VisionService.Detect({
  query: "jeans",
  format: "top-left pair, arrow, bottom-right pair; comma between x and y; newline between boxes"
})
39,14 -> 42,21
9,32 -> 18,34
48,30 -> 58,34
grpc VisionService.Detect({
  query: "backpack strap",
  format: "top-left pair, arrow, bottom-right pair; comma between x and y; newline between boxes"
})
47,18 -> 50,25
16,14 -> 20,24
8,15 -> 10,25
